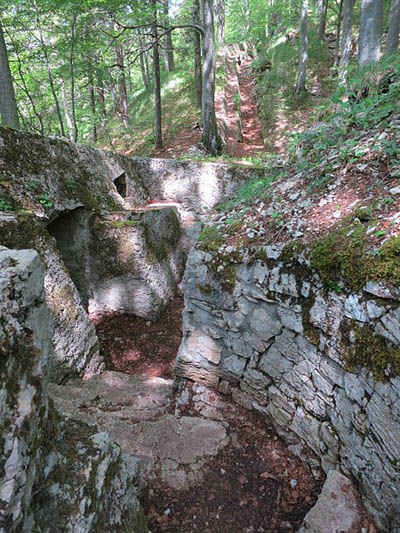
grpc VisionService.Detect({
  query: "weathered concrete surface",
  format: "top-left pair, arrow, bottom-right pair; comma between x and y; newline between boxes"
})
48,207 -> 184,320
0,248 -> 147,533
0,125 -> 258,381
298,471 -> 370,533
50,371 -> 230,491
0,214 -> 102,383
174,245 -> 400,530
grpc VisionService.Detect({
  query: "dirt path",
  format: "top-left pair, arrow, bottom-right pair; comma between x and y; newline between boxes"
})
152,48 -> 264,160
217,50 -> 264,159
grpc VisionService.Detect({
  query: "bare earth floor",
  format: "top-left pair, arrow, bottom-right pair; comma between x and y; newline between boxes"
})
89,301 -> 323,533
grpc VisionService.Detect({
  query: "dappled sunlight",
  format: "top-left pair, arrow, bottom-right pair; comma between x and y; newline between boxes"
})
198,164 -> 221,209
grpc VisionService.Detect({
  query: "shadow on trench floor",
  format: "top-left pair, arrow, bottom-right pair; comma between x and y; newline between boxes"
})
89,295 -> 323,533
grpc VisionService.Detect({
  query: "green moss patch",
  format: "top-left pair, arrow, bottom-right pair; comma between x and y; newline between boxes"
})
342,322 -> 400,381
368,235 -> 400,286
198,225 -> 224,252
310,220 -> 368,291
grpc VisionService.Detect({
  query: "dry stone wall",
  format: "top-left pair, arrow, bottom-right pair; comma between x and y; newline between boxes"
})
0,247 -> 147,532
174,246 -> 400,531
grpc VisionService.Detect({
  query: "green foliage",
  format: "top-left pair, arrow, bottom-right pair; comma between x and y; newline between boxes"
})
0,198 -> 13,211
39,194 -> 53,208
290,55 -> 400,172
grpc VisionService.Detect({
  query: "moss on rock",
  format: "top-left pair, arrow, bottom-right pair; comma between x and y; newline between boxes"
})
342,322 -> 400,381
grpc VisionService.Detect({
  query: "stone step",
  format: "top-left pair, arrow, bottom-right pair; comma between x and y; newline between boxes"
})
49,371 -> 229,490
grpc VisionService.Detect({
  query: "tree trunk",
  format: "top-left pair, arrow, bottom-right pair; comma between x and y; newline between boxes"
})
97,74 -> 107,125
6,26 -> 43,133
386,0 -> 400,57
0,21 -> 19,129
33,0 -> 65,136
333,0 -> 344,69
60,79 -> 74,142
318,0 -> 328,40
295,0 -> 308,94
243,0 -> 250,36
338,0 -> 356,85
163,0 -> 175,72
138,29 -> 151,94
193,0 -> 202,109
201,0 -> 222,154
114,23 -> 128,127
69,13 -> 78,142
151,0 -> 163,149
358,0 -> 383,67
215,0 -> 225,46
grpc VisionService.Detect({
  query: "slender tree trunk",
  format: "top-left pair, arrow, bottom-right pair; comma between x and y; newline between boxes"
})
60,79 -> 74,141
139,47 -> 151,94
295,0 -> 308,93
138,29 -> 151,94
386,0 -> 400,57
69,13 -> 78,142
333,0 -> 344,69
33,0 -> 65,136
358,0 -> 383,67
215,0 -> 225,46
151,0 -> 163,149
0,21 -> 20,129
163,0 -> 175,72
201,0 -> 222,154
338,0 -> 356,85
193,0 -> 202,109
114,23 -> 128,127
88,77 -> 97,142
96,73 -> 107,125
318,0 -> 328,40
265,0 -> 275,38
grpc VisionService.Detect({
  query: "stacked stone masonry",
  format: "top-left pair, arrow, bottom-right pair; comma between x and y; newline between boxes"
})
174,246 -> 400,531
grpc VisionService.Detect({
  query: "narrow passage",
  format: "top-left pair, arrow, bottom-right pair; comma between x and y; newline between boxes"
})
90,298 -> 323,533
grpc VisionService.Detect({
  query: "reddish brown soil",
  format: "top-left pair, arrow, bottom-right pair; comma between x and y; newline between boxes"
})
90,295 -> 184,379
90,297 -> 324,533
144,386 -> 323,533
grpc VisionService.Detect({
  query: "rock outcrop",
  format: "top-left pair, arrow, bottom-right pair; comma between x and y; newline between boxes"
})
174,245 -> 400,530
0,247 -> 147,532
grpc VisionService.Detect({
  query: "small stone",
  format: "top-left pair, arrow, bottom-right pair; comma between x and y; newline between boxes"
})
290,478 -> 298,489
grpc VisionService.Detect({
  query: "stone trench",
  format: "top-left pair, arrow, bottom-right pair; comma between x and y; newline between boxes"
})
46,208 -> 376,533
44,206 -> 328,533
0,126 -> 384,532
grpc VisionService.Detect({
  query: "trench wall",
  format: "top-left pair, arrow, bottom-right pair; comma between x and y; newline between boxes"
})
0,247 -> 147,532
174,246 -> 400,531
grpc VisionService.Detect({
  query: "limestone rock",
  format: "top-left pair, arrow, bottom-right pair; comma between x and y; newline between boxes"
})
298,470 -> 368,533
0,247 -> 147,532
